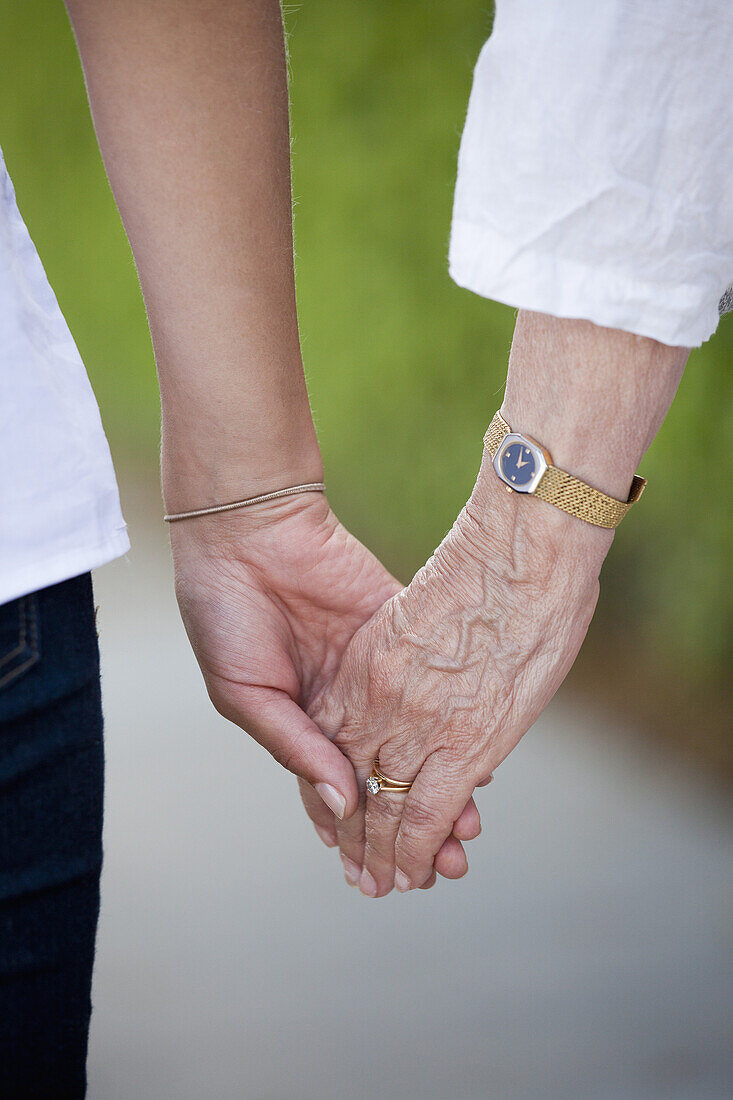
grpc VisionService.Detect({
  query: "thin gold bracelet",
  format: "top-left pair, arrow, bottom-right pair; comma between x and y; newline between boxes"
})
163,481 -> 326,522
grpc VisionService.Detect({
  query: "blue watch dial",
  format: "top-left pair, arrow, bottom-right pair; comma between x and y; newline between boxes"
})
500,441 -> 537,487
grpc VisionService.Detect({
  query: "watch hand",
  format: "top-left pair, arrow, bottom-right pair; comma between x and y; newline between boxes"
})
516,453 -> 527,468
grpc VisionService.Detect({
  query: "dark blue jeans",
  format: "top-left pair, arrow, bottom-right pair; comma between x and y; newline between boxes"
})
0,574 -> 103,1099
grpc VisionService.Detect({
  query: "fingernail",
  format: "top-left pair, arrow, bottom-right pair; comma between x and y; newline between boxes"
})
394,869 -> 411,893
340,853 -> 361,886
315,783 -> 346,820
315,824 -> 337,848
359,869 -> 378,898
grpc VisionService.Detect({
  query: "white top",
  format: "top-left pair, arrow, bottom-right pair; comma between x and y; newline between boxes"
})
3,4 -> 732,604
0,147 -> 128,606
450,0 -> 733,348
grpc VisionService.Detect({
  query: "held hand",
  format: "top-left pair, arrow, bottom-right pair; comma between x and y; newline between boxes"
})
170,492 -> 399,818
169,492 -> 478,881
309,462 -> 612,897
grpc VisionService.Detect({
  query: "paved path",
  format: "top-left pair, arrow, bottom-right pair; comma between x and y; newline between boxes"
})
87,487 -> 732,1099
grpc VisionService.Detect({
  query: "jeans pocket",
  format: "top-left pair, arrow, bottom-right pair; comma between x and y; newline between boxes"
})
0,594 -> 40,693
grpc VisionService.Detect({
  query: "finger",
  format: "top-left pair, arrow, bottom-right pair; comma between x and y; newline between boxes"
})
358,810 -> 472,891
335,811 -> 367,883
316,825 -> 338,848
434,833 -> 469,879
298,778 -> 338,848
222,685 -> 360,819
394,751 -> 475,892
332,765 -> 369,882
334,812 -> 367,880
419,870 -> 437,890
452,797 -> 481,841
360,788 -> 408,897
339,849 -> 362,887
360,741 -> 425,898
330,734 -> 382,888
434,834 -> 469,880
298,760 -> 365,878
359,795 -> 474,893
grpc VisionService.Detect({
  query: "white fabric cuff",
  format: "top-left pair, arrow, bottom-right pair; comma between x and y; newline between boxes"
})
449,217 -> 722,348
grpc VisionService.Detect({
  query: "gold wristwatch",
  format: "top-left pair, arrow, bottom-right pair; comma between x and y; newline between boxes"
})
483,411 -> 646,529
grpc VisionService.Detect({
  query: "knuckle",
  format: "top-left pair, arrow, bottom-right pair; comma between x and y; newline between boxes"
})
394,834 -> 424,872
370,795 -> 404,825
366,820 -> 400,854
268,741 -> 301,776
401,796 -> 443,836
269,728 -> 313,779
308,686 -> 343,739
333,718 -> 362,753
333,724 -> 381,772
363,837 -> 394,867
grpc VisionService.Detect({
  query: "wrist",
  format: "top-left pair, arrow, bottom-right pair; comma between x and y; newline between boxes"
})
463,454 -> 614,584
499,396 -> 640,504
502,311 -> 688,502
161,418 -> 323,517
168,484 -> 334,573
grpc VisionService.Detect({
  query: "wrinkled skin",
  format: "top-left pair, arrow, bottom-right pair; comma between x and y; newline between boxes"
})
308,464 -> 606,896
170,492 -> 481,888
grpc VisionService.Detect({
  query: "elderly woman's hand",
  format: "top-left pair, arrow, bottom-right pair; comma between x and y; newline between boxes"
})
309,459 -> 613,897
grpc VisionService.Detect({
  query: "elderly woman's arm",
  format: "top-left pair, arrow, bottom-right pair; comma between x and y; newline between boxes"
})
312,310 -> 688,897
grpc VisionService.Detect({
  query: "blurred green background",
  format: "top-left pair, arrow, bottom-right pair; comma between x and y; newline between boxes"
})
2,1 -> 731,768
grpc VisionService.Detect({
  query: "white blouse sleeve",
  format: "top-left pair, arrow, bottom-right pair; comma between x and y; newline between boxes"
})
449,0 -> 733,347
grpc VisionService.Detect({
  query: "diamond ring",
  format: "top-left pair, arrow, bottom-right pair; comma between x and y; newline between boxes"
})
365,759 -> 413,795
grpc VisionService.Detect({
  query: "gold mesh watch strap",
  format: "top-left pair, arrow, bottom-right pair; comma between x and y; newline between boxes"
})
483,411 -> 646,530
534,466 -> 646,528
483,410 -> 511,456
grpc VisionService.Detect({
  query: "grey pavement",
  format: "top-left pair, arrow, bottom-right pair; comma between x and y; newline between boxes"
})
87,482 -> 733,1099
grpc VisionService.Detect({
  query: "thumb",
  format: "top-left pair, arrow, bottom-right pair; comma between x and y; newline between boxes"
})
222,684 -> 359,820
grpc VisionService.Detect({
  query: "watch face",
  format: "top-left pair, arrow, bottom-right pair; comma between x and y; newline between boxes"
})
494,433 -> 547,493
500,441 -> 537,487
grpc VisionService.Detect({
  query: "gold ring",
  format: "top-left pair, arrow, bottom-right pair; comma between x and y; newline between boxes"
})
365,758 -> 413,795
